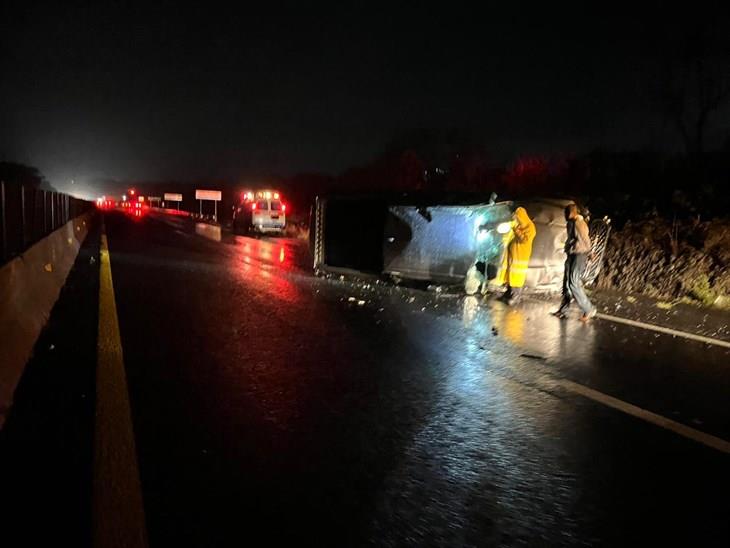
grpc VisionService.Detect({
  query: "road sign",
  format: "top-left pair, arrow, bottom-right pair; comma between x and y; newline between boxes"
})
195,189 -> 222,221
164,193 -> 183,202
195,189 -> 222,201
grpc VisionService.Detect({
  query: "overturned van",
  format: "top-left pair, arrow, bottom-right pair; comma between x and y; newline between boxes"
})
311,193 -> 610,293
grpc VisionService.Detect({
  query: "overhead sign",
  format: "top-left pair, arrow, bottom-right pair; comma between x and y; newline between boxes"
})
148,196 -> 162,202
195,189 -> 222,201
164,193 -> 183,202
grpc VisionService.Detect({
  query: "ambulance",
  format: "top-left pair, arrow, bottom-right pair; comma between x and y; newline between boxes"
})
232,190 -> 287,234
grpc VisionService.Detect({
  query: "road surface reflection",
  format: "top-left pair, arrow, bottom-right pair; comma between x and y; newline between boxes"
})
230,235 -> 304,303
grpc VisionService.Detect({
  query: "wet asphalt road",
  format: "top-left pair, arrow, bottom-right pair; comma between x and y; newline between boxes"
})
39,210 -> 730,546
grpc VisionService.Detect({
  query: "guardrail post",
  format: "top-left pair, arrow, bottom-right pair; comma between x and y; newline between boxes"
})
20,185 -> 26,249
1,181 -> 6,262
42,190 -> 47,233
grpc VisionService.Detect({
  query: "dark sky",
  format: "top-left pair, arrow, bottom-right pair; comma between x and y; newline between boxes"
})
1,2 -> 729,197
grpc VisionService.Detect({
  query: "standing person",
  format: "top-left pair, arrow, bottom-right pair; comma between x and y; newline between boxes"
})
552,204 -> 596,321
498,206 -> 537,305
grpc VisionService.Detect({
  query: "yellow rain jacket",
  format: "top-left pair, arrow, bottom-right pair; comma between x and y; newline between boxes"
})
497,207 -> 536,288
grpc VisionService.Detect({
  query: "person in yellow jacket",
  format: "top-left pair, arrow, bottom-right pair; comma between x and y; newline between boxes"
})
497,206 -> 536,305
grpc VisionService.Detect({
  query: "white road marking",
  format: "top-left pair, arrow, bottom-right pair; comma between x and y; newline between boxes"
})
597,312 -> 730,350
558,378 -> 730,454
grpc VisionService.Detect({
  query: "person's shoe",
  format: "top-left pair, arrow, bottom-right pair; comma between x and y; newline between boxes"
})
579,308 -> 597,322
551,310 -> 567,319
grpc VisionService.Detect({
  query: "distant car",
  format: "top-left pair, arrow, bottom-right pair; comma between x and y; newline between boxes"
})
232,190 -> 287,234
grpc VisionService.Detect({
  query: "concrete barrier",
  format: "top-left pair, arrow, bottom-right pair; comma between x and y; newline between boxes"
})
0,212 -> 94,429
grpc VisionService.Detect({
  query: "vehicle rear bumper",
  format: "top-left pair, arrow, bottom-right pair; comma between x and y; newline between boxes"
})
256,225 -> 285,233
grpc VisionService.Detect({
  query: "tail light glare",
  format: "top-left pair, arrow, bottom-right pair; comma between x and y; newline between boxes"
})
282,204 -> 286,213
251,203 -> 257,210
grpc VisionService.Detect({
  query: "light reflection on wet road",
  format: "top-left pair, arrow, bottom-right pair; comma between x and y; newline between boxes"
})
106,212 -> 729,547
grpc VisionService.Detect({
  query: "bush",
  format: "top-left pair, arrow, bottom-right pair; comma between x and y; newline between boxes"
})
596,216 -> 730,306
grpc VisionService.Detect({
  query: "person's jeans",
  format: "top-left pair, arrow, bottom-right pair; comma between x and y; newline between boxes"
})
558,253 -> 594,315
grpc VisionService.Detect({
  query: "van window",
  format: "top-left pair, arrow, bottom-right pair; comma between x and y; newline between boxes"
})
256,200 -> 268,210
270,200 -> 282,211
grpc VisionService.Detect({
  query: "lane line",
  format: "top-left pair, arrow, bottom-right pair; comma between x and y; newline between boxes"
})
557,378 -> 730,454
597,312 -> 730,350
522,296 -> 730,349
93,226 -> 149,548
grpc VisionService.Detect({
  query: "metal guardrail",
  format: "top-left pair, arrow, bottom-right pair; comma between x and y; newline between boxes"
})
0,181 -> 92,264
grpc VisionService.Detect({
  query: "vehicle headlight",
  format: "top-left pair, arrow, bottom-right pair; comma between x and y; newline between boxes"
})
496,222 -> 512,234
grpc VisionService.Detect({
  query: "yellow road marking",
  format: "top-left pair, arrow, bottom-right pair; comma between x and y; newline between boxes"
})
93,228 -> 148,548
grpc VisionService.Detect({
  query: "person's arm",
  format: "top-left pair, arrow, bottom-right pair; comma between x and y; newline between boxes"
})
514,226 -> 527,243
576,217 -> 591,252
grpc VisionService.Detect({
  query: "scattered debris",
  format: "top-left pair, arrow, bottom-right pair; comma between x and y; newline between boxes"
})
49,344 -> 55,350
491,327 -> 499,336
89,256 -> 96,264
357,300 -> 366,306
626,295 -> 637,303
656,301 -> 674,310
44,263 -> 53,272
348,297 -> 356,302
520,353 -> 546,360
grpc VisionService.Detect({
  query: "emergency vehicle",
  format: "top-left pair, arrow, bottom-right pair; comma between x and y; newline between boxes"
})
232,190 -> 287,234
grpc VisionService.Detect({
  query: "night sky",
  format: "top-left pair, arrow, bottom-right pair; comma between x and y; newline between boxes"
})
2,3 -> 729,197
